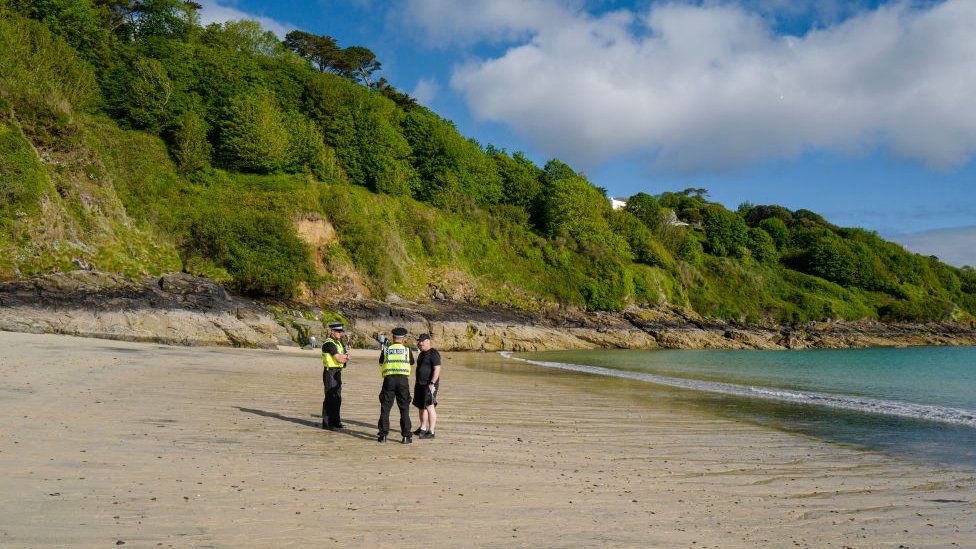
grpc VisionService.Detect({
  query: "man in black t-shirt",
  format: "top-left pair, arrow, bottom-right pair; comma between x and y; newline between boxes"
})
412,333 -> 442,439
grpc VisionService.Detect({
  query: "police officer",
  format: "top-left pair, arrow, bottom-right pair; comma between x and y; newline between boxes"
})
377,327 -> 414,443
321,322 -> 349,430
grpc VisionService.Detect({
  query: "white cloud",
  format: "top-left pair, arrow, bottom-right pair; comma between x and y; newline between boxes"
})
411,77 -> 439,105
889,226 -> 976,268
407,0 -> 976,173
197,0 -> 297,38
400,0 -> 578,46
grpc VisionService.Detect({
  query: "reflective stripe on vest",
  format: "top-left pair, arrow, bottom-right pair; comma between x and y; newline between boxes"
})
381,343 -> 411,377
322,338 -> 346,369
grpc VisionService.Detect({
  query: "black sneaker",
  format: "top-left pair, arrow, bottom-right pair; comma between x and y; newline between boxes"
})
377,434 -> 387,442
413,428 -> 426,436
420,431 -> 435,439
402,436 -> 412,444
334,423 -> 345,429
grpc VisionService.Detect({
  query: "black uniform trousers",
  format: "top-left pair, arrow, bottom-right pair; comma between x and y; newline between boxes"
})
322,368 -> 342,428
377,375 -> 412,437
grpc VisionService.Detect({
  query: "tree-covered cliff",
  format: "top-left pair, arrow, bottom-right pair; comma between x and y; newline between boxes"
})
1,0 -> 974,325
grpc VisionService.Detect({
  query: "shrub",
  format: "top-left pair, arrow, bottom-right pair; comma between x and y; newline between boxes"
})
0,14 -> 98,113
168,110 -> 211,172
184,203 -> 315,297
0,119 -> 50,225
879,299 -> 951,322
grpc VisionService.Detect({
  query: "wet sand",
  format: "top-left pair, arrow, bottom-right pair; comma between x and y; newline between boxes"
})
0,331 -> 973,547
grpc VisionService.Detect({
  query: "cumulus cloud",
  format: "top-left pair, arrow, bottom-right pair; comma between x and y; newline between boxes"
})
890,226 -> 976,268
407,0 -> 976,173
197,0 -> 296,38
401,0 -> 578,46
411,77 -> 439,105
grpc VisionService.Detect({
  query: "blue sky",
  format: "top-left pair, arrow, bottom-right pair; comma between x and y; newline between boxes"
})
197,0 -> 975,267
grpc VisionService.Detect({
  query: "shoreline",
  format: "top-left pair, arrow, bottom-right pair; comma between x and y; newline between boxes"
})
1,331 -> 974,546
3,270 -> 976,351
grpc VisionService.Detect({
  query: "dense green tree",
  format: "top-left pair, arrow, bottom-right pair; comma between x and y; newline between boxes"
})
337,45 -> 381,87
304,77 -> 416,194
490,150 -> 542,209
624,192 -> 662,231
283,111 -> 328,175
218,89 -> 290,173
102,56 -> 174,132
8,0 -> 108,65
402,109 -> 503,206
758,217 -> 790,250
127,0 -> 197,40
744,204 -> 793,227
282,30 -> 338,72
610,210 -> 673,268
542,159 -> 577,183
537,174 -> 629,258
748,227 -> 778,264
701,204 -> 749,257
213,20 -> 282,57
374,78 -> 418,111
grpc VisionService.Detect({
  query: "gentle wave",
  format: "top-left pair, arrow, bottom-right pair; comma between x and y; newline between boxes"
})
498,352 -> 976,428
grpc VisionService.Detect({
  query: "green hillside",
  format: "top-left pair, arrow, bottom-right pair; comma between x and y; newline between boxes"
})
2,0 -> 974,325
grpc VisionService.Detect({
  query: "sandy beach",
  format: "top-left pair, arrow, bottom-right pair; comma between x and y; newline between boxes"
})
0,331 -> 973,547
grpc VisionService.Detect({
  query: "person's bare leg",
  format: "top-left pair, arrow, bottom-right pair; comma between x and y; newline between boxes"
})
426,404 -> 437,433
418,408 -> 428,431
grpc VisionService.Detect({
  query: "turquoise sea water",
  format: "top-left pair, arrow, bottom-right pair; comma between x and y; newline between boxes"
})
508,346 -> 976,467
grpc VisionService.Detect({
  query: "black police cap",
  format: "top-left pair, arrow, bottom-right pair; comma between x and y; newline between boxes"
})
391,327 -> 408,337
328,322 -> 345,332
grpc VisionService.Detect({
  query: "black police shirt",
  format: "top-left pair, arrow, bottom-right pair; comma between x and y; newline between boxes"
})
322,342 -> 341,355
415,349 -> 442,385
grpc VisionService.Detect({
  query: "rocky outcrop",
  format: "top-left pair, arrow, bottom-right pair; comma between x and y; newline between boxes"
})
3,271 -> 976,351
0,271 -> 291,348
338,300 -> 976,351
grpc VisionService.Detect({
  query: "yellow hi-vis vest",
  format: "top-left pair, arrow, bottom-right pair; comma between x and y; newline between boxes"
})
380,343 -> 411,377
322,338 -> 346,369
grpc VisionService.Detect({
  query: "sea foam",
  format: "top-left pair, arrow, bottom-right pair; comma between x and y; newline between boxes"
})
499,352 -> 976,429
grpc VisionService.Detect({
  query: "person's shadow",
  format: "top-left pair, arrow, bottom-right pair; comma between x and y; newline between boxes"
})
236,407 -> 376,441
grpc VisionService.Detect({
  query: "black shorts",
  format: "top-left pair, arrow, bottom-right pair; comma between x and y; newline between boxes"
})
412,382 -> 439,408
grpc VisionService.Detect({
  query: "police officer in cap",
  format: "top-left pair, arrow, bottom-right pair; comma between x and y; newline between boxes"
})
321,322 -> 349,430
377,327 -> 414,443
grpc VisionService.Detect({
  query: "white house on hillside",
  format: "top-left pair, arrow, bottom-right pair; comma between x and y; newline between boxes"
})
609,197 -> 627,210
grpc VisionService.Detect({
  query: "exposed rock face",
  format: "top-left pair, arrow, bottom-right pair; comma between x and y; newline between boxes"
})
3,271 -> 976,351
0,271 -> 291,348
338,300 -> 976,352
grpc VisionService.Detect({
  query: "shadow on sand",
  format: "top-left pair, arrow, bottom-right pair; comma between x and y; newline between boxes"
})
236,407 -> 376,441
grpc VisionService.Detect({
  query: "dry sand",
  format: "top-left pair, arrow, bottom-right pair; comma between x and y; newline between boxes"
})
0,331 -> 973,548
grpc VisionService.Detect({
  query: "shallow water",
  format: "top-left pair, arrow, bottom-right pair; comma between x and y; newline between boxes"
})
511,346 -> 976,467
